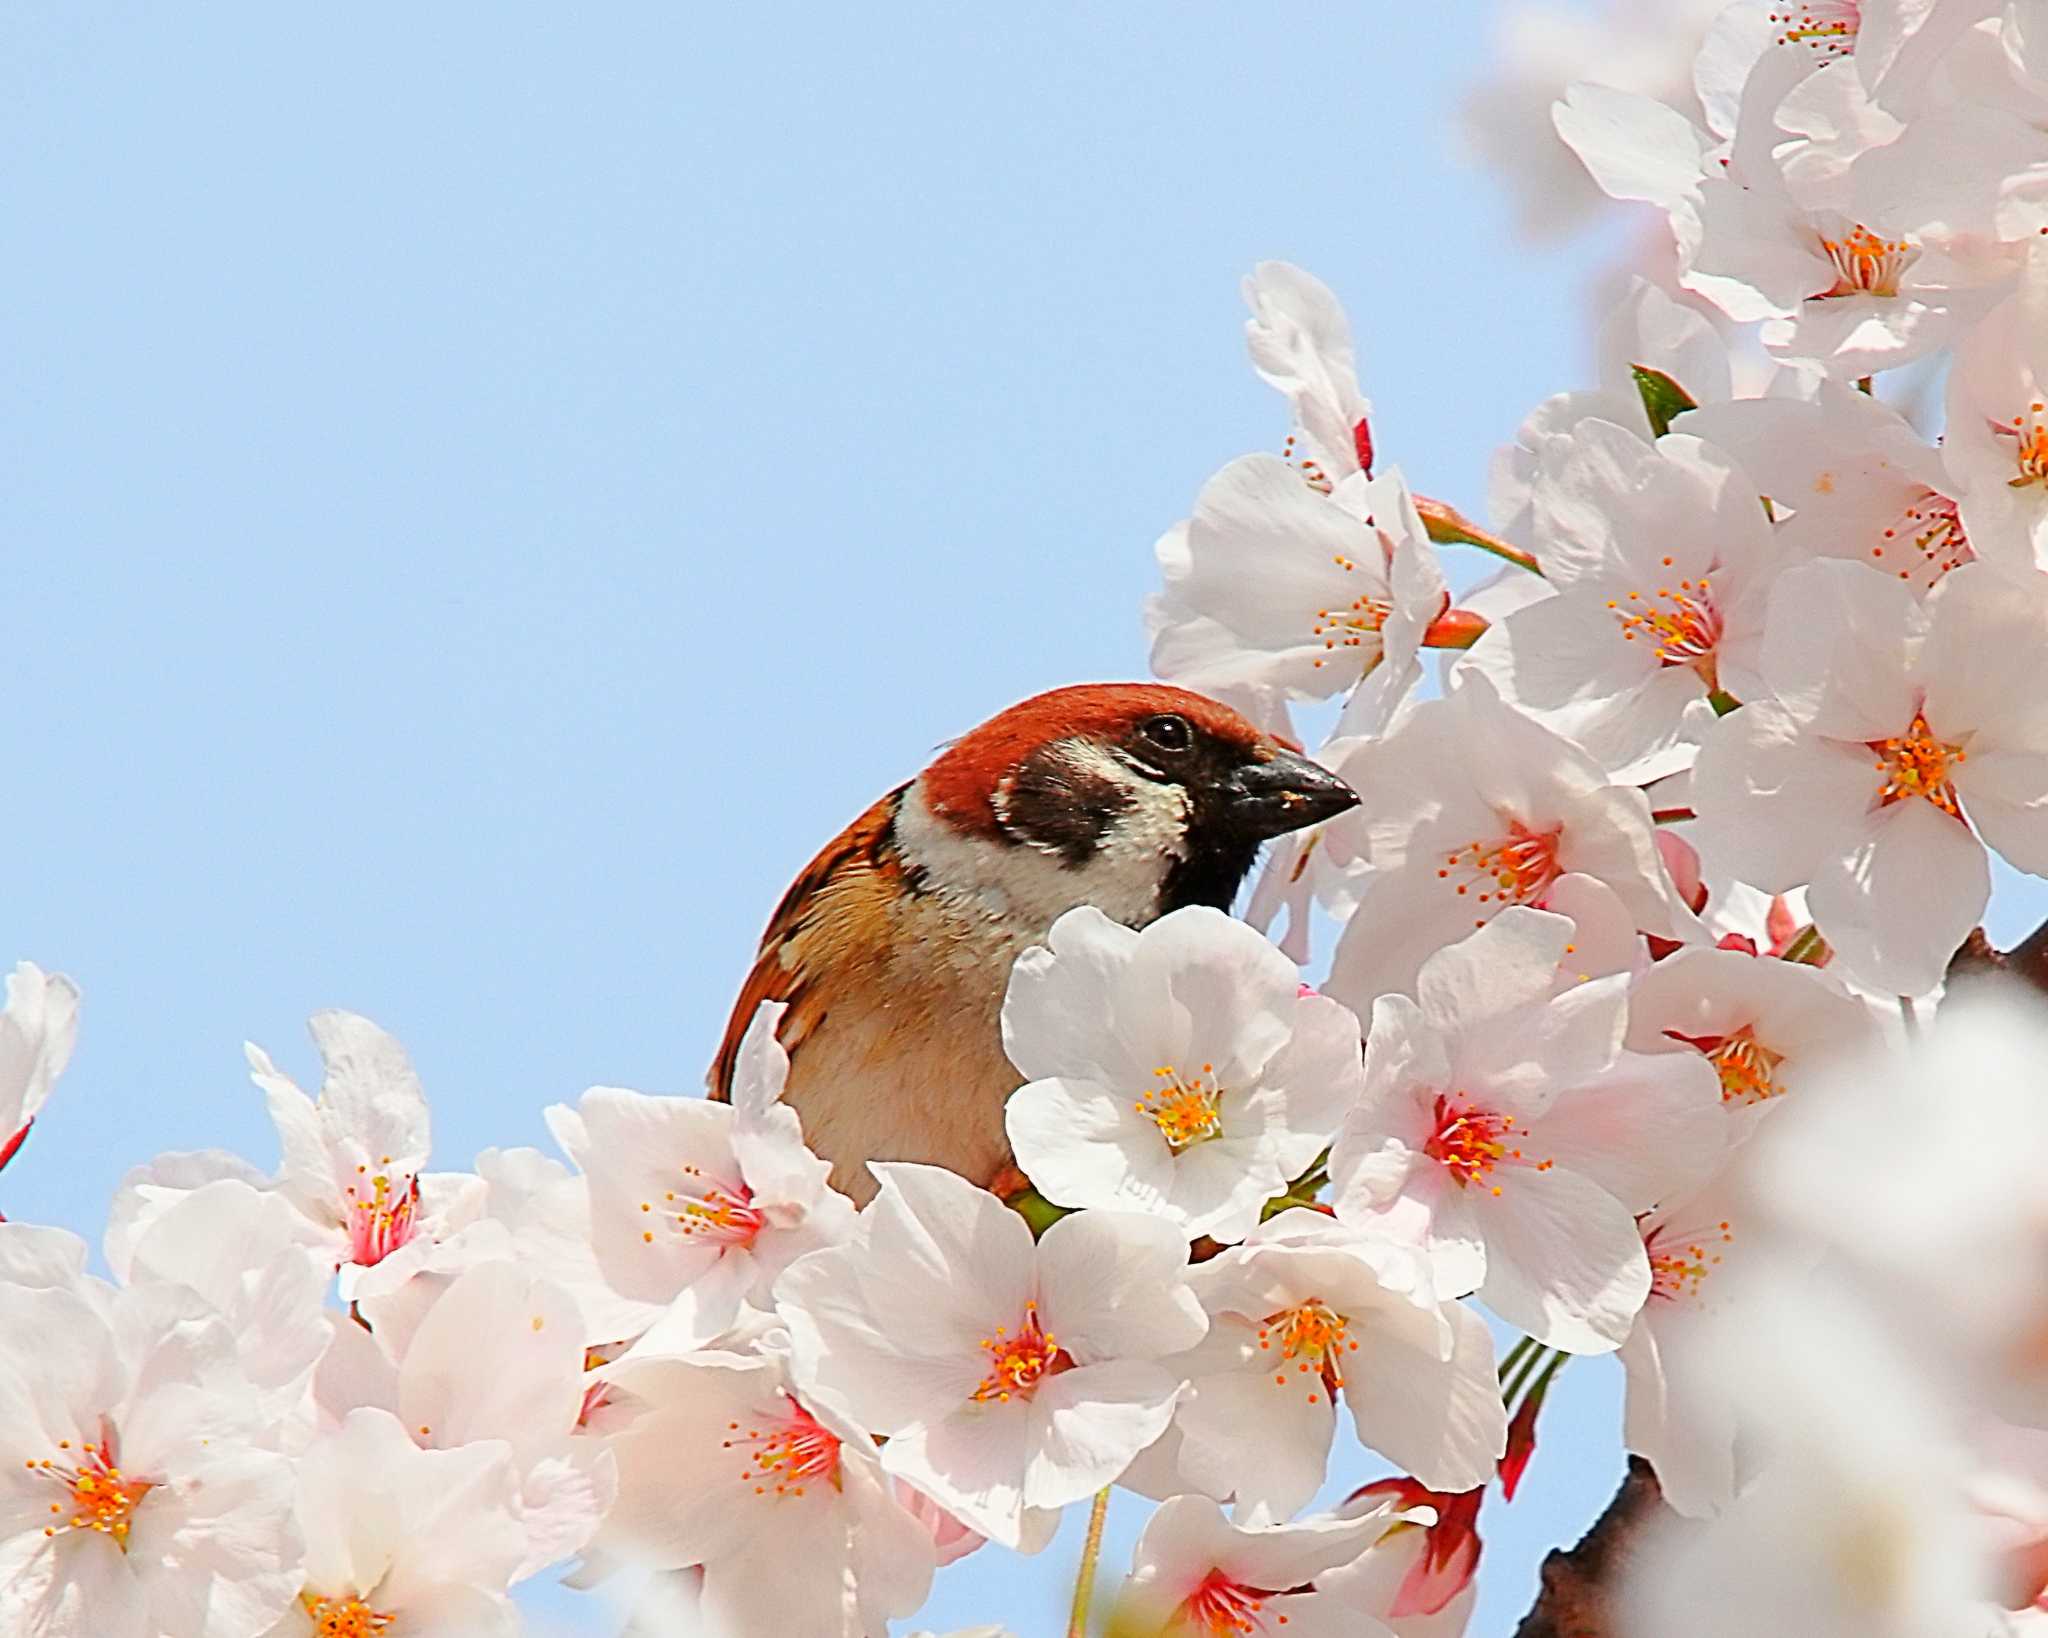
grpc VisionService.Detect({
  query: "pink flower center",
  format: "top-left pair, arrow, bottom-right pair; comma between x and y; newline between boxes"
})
1816,221 -> 1916,298
972,1301 -> 1072,1404
1257,1299 -> 1359,1405
1606,565 -> 1722,682
723,1394 -> 842,1499
1437,820 -> 1563,924
1644,1216 -> 1735,1305
1424,1096 -> 1551,1196
1870,488 -> 1972,586
1771,1 -> 1860,55
640,1167 -> 765,1250
1177,1567 -> 1293,1635
300,1592 -> 396,1637
29,1431 -> 151,1550
1870,710 -> 1966,820
1669,1026 -> 1786,1106
1136,1063 -> 1226,1152
343,1164 -> 420,1267
2002,399 -> 2048,489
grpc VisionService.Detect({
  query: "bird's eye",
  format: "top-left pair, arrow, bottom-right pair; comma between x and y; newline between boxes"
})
1139,714 -> 1193,754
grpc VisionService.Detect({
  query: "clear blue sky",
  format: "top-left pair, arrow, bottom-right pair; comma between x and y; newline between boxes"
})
6,6 -> 2042,1635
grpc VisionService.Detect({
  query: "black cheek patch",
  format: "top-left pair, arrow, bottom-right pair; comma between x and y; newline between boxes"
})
996,746 -> 1134,865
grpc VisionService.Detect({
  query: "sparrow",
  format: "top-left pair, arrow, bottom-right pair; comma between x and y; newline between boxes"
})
708,683 -> 1359,1203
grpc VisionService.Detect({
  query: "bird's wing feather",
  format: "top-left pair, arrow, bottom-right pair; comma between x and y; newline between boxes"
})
707,785 -> 907,1101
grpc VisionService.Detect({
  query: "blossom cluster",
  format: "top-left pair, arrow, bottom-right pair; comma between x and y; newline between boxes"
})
9,4 -> 2048,1636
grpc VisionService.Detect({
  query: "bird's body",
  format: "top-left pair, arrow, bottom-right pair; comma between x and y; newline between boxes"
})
711,684 -> 1357,1202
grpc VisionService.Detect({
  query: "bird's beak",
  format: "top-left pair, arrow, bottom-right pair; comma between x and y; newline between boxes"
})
1225,750 -> 1360,838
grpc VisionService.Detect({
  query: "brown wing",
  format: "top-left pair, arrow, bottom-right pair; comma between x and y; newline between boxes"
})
707,785 -> 907,1101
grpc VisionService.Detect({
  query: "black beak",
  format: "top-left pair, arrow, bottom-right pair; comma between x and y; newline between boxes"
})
1224,750 -> 1360,839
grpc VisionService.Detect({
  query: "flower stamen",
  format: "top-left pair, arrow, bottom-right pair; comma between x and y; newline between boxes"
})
642,1165 -> 765,1250
1870,710 -> 1966,820
972,1301 -> 1072,1404
1870,488 -> 1972,585
1257,1298 -> 1360,1403
722,1394 -> 842,1498
1606,575 -> 1722,682
31,1430 -> 151,1549
1137,1063 -> 1225,1152
1815,221 -> 1916,298
1423,1095 -> 1550,1196
1769,1 -> 1859,55
300,1592 -> 397,1637
1177,1567 -> 1293,1634
343,1167 -> 421,1267
2002,400 -> 2048,489
1437,821 -> 1563,919
1644,1217 -> 1735,1305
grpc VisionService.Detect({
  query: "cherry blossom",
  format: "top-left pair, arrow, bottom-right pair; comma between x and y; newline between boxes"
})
1692,558 -> 2048,994
0,963 -> 79,1188
1488,277 -> 1743,541
1945,248 -> 2048,575
594,1340 -> 934,1637
317,1259 -> 615,1577
1158,1212 -> 1506,1519
1617,1169 -> 1754,1516
1680,377 -> 1975,592
1242,261 -> 1375,485
1329,909 -> 1725,1352
1621,1281 -> 2003,1638
280,1407 -> 527,1638
1468,420 -> 1779,779
773,1162 -> 1205,1548
546,999 -> 854,1351
1623,944 -> 1879,1134
1320,674 -> 1694,1009
1002,905 -> 1364,1241
1148,458 -> 1446,735
0,1279 -> 301,1638
1112,1492 -> 1420,1638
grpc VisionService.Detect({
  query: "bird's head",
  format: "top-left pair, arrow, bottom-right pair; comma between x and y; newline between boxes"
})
900,683 -> 1359,926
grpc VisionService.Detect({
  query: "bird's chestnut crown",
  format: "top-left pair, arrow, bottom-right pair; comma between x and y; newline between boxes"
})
919,683 -> 1358,912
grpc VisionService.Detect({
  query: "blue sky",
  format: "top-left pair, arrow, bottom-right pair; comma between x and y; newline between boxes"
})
6,5 -> 2044,1635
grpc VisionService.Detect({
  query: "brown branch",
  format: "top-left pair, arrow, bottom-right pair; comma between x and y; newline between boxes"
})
1513,1458 -> 1666,1638
1512,918 -> 2048,1636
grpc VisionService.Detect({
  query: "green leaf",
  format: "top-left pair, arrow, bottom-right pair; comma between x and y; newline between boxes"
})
1006,1187 -> 1073,1239
1631,364 -> 1698,439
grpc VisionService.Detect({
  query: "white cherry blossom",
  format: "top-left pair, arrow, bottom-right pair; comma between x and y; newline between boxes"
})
773,1163 -> 1205,1549
0,1280 -> 301,1638
1148,458 -> 1446,735
1159,1212 -> 1506,1519
1243,260 -> 1375,484
318,1259 -> 615,1578
1617,1168 -> 1754,1516
595,1340 -> 934,1638
277,1406 -> 526,1638
1680,376 -> 1975,592
1468,420 -> 1779,779
1321,674 -> 1694,1009
546,1000 -> 854,1351
1488,277 -> 1737,542
1946,248 -> 2048,575
1692,558 -> 2048,994
1329,909 -> 1725,1352
1003,905 -> 1364,1242
1113,1492 -> 1420,1638
1624,945 -> 1879,1134
0,963 -> 79,1183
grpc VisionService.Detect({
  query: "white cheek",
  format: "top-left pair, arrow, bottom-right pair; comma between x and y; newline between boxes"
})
896,763 -> 1186,934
